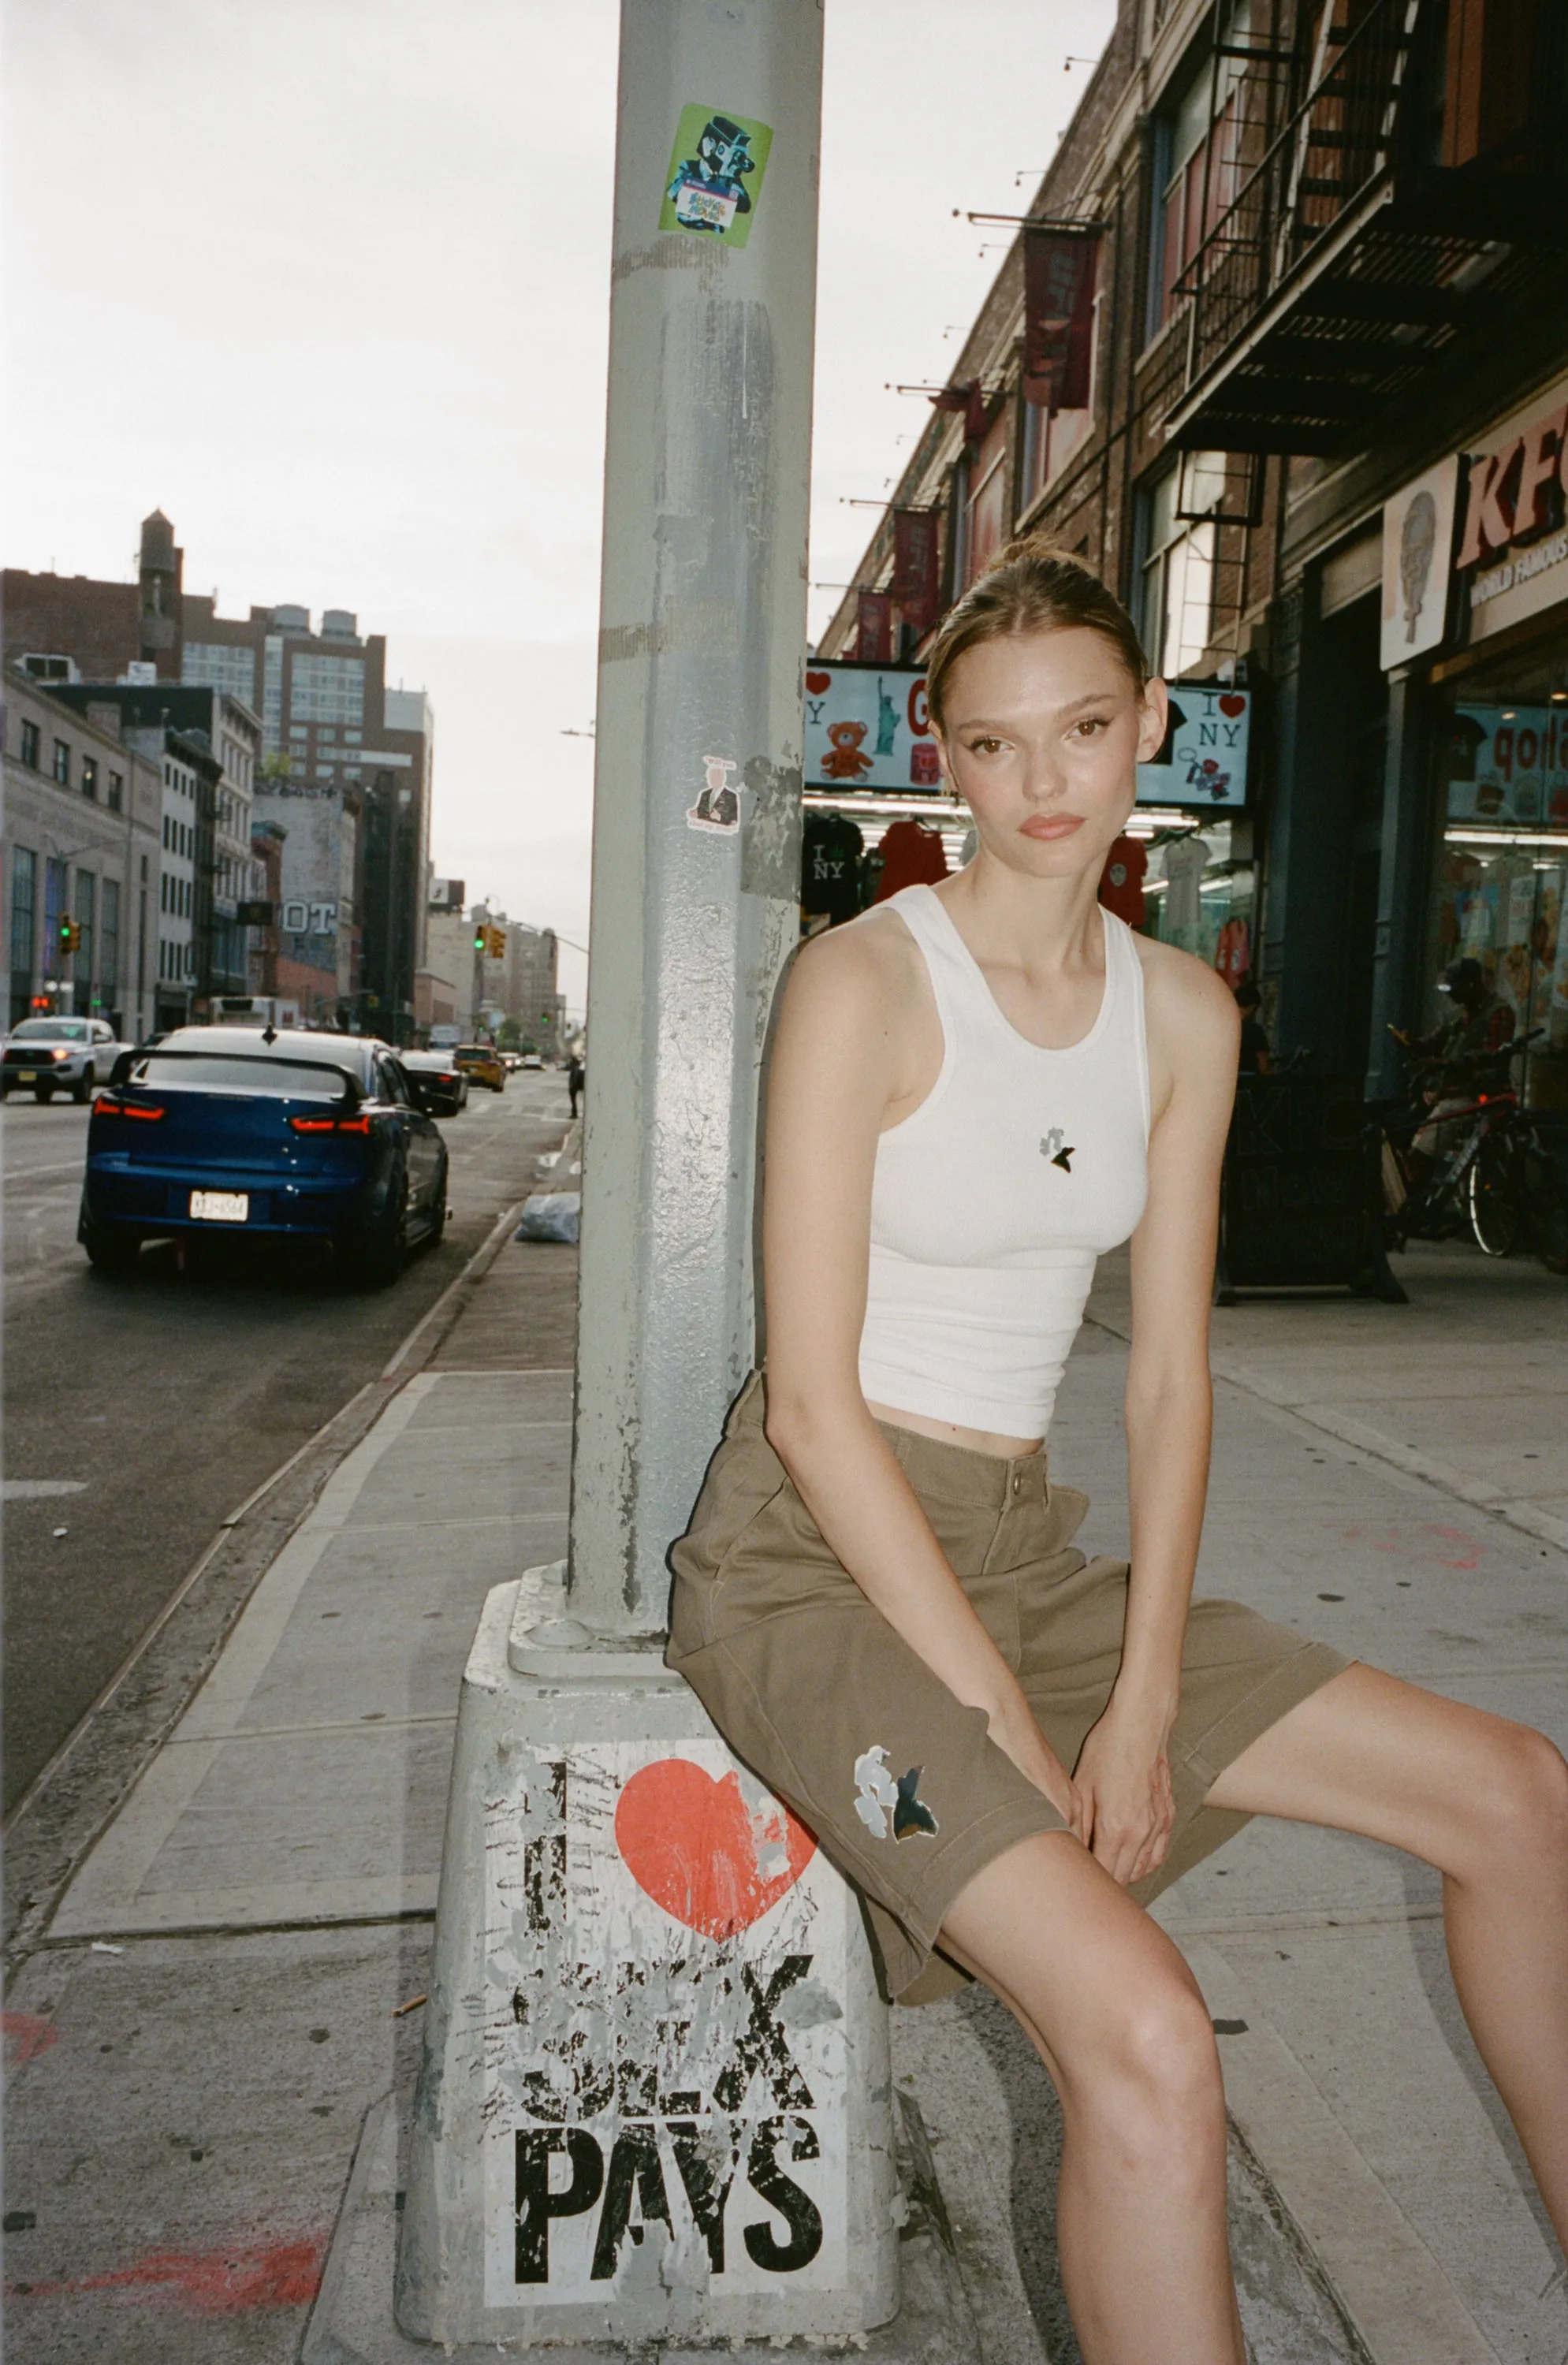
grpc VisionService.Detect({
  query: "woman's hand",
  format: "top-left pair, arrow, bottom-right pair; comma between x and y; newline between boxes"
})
989,1689 -> 1082,1832
1073,1693 -> 1177,1885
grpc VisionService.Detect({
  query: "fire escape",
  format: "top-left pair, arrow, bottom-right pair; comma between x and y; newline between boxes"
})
1163,0 -> 1568,457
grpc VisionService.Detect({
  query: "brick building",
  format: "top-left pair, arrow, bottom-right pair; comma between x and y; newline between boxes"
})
828,0 -> 1568,1106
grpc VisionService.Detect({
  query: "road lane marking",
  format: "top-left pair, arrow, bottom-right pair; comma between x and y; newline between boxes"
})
4,1480 -> 88,1500
4,1161 -> 86,1183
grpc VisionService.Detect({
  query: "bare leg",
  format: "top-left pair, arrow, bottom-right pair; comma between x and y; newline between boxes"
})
941,1831 -> 1246,2364
1209,1663 -> 1568,2249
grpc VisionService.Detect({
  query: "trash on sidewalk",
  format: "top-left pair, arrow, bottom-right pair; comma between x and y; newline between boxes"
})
532,1117 -> 581,1186
513,1193 -> 579,1244
390,1994 -> 426,2019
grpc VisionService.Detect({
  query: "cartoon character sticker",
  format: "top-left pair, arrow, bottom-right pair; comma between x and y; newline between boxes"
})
661,106 -> 773,250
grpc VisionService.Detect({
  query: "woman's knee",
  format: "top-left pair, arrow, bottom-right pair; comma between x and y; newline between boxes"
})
1063,1971 -> 1225,2155
1450,1722 -> 1568,1881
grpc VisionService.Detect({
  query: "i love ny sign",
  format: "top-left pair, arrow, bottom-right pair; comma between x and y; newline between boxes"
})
482,1740 -> 848,2306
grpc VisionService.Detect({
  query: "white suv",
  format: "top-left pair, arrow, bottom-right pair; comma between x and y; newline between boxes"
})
2,1017 -> 128,1104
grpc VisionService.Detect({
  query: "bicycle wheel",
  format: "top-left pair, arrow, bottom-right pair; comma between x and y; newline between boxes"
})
1468,1131 -> 1522,1257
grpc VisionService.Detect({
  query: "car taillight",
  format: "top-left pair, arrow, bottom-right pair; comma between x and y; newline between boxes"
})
289,1112 -> 372,1134
95,1095 -> 166,1120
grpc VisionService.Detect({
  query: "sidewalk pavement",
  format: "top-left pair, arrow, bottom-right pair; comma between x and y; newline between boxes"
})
4,1229 -> 1565,2362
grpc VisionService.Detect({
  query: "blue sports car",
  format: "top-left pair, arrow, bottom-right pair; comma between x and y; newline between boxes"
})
79,1026 -> 449,1286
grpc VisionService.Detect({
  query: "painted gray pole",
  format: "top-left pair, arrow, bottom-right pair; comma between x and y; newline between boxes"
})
566,0 -> 819,1639
391,12 -> 918,2348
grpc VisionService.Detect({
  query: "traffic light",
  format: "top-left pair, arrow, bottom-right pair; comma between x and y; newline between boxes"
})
488,926 -> 506,959
58,914 -> 80,953
473,923 -> 486,953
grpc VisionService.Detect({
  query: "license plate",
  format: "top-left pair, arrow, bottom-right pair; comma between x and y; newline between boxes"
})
190,1190 -> 249,1223
15,1070 -> 36,1083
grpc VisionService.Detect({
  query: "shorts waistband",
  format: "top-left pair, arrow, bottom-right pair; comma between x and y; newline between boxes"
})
728,1370 -> 1049,1513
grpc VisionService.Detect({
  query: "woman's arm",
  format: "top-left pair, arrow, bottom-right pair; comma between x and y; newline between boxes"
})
1072,950 -> 1240,1883
761,921 -> 1081,1826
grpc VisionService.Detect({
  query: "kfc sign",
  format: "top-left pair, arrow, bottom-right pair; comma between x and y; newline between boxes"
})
1455,376 -> 1568,642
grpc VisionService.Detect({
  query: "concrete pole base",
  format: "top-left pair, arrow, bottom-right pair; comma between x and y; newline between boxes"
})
390,1578 -> 919,2351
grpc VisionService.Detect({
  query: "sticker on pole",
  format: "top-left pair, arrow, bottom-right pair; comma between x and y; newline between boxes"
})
482,1740 -> 849,2305
687,753 -> 740,833
661,105 -> 773,247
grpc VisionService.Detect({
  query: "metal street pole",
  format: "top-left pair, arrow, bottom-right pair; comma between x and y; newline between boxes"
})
565,0 -> 820,1638
394,8 -> 910,2352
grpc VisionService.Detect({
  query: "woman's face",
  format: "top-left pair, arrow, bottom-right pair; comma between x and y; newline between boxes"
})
935,626 -> 1167,881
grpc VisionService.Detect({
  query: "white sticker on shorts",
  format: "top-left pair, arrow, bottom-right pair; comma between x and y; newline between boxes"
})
852,1745 -> 938,1842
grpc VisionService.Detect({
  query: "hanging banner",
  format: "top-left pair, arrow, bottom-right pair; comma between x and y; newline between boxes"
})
804,662 -> 942,793
1022,226 -> 1098,410
855,590 -> 893,664
1135,681 -> 1251,809
929,381 -> 989,446
892,510 -> 940,638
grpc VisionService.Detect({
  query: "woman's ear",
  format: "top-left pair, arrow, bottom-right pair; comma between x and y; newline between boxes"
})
1135,678 -> 1169,765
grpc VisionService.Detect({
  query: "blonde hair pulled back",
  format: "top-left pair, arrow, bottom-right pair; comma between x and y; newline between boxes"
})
923,534 -> 1149,736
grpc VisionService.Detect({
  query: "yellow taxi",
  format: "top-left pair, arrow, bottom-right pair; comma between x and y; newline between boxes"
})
453,1043 -> 506,1093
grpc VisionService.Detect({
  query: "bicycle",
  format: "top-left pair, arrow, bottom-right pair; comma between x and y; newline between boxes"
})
1380,1028 -> 1568,1274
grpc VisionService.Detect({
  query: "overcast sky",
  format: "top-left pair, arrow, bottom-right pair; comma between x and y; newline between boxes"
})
4,0 -> 1114,1019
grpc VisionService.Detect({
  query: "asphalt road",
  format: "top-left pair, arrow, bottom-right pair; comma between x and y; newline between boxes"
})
2,1070 -> 571,1816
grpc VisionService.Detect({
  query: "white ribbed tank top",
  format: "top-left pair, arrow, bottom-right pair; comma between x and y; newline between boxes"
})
858,885 -> 1151,1440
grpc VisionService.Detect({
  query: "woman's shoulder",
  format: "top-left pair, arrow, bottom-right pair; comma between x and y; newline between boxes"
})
1130,932 -> 1240,1061
787,902 -> 927,1012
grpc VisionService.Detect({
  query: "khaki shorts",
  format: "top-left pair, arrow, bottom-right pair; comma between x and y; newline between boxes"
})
667,1372 -> 1349,2003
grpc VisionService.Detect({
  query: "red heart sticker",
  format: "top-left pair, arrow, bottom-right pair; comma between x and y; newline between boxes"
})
1218,692 -> 1246,717
615,1758 -> 816,1939
805,671 -> 830,695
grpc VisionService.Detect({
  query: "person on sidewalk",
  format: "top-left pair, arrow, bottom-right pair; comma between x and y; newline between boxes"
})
567,1052 -> 585,1119
1235,974 -> 1272,1075
668,539 -> 1568,2361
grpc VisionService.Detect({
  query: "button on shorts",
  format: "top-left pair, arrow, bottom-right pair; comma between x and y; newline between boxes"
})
667,1372 -> 1350,2003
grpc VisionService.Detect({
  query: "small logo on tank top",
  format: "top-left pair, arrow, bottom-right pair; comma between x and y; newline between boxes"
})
1040,1127 -> 1075,1173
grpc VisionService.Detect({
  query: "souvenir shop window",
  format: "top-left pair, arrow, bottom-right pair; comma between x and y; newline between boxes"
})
1426,650 -> 1568,1108
1141,820 -> 1255,978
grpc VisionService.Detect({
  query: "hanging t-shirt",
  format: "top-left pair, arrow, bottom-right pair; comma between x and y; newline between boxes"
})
1098,832 -> 1148,928
1161,836 -> 1208,939
801,814 -> 866,925
873,819 -> 948,901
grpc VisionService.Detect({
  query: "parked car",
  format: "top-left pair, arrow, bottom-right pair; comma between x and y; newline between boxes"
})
453,1043 -> 506,1093
400,1048 -> 469,1115
79,1026 -> 449,1286
520,1052 -> 545,1071
2,1015 -> 129,1104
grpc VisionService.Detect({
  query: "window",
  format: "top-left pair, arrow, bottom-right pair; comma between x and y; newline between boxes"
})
1140,456 -> 1227,676
1150,8 -> 1256,337
20,719 -> 39,769
43,857 -> 68,970
182,642 -> 258,706
10,847 -> 36,981
75,871 -> 95,986
963,411 -> 1011,590
344,729 -> 363,744
52,739 -> 71,785
289,724 -> 308,742
101,879 -> 120,1002
80,756 -> 99,801
289,652 -> 365,724
107,769 -> 123,813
